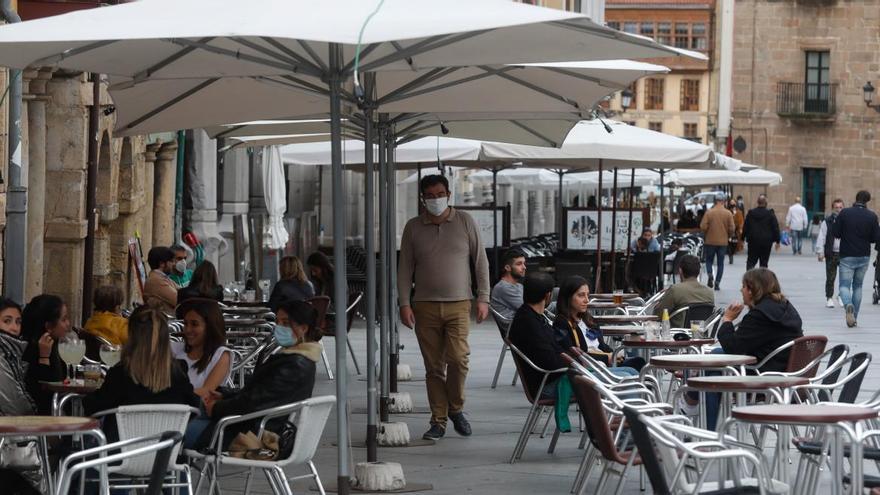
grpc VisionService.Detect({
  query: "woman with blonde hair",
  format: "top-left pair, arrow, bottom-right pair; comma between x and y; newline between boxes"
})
84,306 -> 198,440
267,255 -> 315,312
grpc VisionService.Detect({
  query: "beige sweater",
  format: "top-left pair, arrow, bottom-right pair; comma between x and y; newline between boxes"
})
397,208 -> 490,306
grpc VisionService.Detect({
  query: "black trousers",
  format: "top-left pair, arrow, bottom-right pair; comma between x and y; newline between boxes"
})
746,244 -> 772,270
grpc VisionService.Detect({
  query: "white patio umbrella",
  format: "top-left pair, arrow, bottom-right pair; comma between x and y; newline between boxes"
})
0,0 -> 701,482
261,145 -> 290,250
467,167 -> 579,189
665,168 -> 783,187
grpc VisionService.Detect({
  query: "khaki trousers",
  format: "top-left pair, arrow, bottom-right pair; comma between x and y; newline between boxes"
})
411,300 -> 471,427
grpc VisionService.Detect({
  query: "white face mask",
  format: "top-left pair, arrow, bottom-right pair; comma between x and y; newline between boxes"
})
424,197 -> 449,217
175,260 -> 187,274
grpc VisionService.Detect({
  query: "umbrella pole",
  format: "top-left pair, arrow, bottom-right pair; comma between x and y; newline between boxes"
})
362,76 -> 378,462
595,160 -> 604,292
625,168 -> 635,270
557,170 -> 564,239
610,168 -> 619,291
388,129 -> 400,396
493,168 -> 499,281
328,44 -> 350,494
378,116 -> 390,424
658,169 -> 665,290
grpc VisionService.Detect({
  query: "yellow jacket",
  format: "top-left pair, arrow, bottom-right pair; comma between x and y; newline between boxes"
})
83,311 -> 129,345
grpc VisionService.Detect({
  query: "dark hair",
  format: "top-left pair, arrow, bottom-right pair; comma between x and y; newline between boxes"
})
857,190 -> 871,204
742,268 -> 785,305
0,297 -> 22,314
501,249 -> 525,274
419,174 -> 449,195
190,261 -> 220,297
21,294 -> 65,344
555,276 -> 592,325
171,245 -> 188,255
306,252 -> 335,298
522,272 -> 554,305
278,300 -> 322,342
642,227 -> 653,234
94,285 -> 123,312
178,298 -> 226,373
147,246 -> 175,270
678,255 -> 701,279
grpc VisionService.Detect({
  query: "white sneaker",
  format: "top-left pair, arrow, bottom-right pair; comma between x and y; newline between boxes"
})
826,298 -> 835,308
677,396 -> 699,417
838,296 -> 844,306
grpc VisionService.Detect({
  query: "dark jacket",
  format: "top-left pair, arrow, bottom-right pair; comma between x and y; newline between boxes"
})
176,284 -> 225,317
0,332 -> 37,416
823,213 -> 838,257
743,206 -> 781,247
83,360 -> 199,441
267,279 -> 315,313
23,339 -> 65,415
717,297 -> 803,372
832,203 -> 880,258
508,305 -> 566,397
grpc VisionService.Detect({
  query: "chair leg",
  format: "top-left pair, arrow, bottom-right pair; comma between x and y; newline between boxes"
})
512,370 -> 518,387
320,342 -> 335,380
263,468 -> 282,495
571,446 -> 597,494
539,411 -> 553,438
491,343 -> 507,389
347,340 -> 361,375
510,405 -> 542,463
310,461 -> 326,495
243,467 -> 255,495
613,455 -> 636,495
274,466 -> 294,495
548,427 -> 561,454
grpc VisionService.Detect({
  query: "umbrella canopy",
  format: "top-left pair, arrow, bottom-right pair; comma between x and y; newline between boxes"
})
467,167 -> 579,189
566,168 -> 661,188
262,145 -> 290,249
665,168 -> 783,187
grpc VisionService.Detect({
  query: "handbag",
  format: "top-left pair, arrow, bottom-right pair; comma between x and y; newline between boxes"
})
227,421 -> 297,461
0,437 -> 41,471
780,230 -> 791,246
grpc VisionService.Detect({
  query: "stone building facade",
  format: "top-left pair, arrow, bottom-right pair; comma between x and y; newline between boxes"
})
728,0 -> 880,220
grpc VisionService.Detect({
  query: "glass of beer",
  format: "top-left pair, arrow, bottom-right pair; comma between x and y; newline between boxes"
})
612,289 -> 624,305
690,320 -> 705,339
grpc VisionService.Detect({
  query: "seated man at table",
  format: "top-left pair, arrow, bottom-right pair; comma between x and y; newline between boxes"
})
490,249 -> 526,321
654,255 -> 715,328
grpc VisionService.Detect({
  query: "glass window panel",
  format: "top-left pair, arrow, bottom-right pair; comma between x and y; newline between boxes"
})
607,21 -> 620,30
675,36 -> 689,48
692,37 -> 707,50
640,22 -> 654,36
692,23 -> 706,34
657,22 -> 671,33
624,22 -> 638,33
675,23 -> 689,34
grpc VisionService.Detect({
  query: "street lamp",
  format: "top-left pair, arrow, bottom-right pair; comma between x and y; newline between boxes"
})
863,81 -> 880,112
620,88 -> 634,112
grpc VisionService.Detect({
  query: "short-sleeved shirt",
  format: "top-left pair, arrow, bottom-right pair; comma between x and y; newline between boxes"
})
170,341 -> 231,390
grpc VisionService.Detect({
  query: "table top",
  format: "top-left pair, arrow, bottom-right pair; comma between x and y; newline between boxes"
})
591,293 -> 641,300
687,375 -> 809,391
41,380 -> 101,394
223,306 -> 272,315
602,326 -> 647,337
595,314 -> 659,323
224,318 -> 268,328
625,338 -> 716,349
222,300 -> 268,308
732,404 -> 878,424
0,416 -> 100,434
650,353 -> 757,369
587,302 -> 629,310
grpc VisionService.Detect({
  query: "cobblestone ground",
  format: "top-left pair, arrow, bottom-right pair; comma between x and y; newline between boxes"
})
213,249 -> 880,494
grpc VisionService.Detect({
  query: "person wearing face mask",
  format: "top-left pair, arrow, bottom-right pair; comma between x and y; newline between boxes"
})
398,174 -> 490,441
490,249 -> 526,320
194,300 -> 322,450
21,294 -> 72,414
169,245 -> 193,288
816,198 -> 845,308
143,246 -> 179,315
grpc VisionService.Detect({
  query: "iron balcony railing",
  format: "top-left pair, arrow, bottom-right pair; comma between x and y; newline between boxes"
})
776,82 -> 837,117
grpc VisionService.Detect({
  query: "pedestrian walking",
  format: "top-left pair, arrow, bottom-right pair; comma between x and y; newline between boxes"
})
743,195 -> 781,270
832,190 -> 880,327
700,194 -> 735,290
398,174 -> 490,440
726,198 -> 745,264
816,199 -> 844,308
785,196 -> 809,255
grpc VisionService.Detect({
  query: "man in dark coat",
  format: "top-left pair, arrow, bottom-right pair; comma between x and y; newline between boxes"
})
743,195 -> 781,269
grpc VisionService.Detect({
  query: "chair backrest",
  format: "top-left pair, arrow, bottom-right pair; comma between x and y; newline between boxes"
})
569,372 -> 624,463
681,303 -> 717,324
282,395 -> 336,466
836,352 -> 872,404
344,291 -> 364,333
816,344 -> 850,401
630,252 -> 662,277
786,335 -> 828,376
506,341 -> 542,404
112,404 -> 196,476
490,307 -> 513,339
306,296 -> 331,330
622,407 -> 672,495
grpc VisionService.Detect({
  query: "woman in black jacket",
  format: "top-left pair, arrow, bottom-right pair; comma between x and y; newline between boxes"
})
267,255 -> 315,313
552,276 -> 645,371
197,300 -> 322,449
176,261 -> 224,316
21,295 -> 71,415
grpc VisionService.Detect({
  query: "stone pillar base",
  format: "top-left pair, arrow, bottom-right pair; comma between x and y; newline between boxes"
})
352,462 -> 406,491
376,423 -> 410,447
387,392 -> 413,414
395,364 -> 412,381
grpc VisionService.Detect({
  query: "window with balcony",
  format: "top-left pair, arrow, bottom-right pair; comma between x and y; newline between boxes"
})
776,51 -> 836,118
680,79 -> 700,111
645,78 -> 664,110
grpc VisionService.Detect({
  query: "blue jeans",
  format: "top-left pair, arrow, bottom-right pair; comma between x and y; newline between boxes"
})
704,245 -> 727,284
685,347 -> 725,430
791,229 -> 807,254
839,256 -> 871,317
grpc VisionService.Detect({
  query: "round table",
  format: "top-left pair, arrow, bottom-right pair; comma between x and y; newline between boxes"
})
726,404 -> 878,493
591,293 -> 641,300
224,318 -> 268,328
600,325 -> 647,337
649,354 -> 756,370
625,338 -> 716,349
587,302 -> 629,310
223,306 -> 272,316
594,314 -> 659,324
41,381 -> 101,417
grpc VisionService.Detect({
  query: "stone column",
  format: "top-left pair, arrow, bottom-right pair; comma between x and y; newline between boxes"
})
23,69 -> 52,300
152,141 -> 177,248
142,143 -> 160,252
218,147 -> 250,283
184,130 -> 223,269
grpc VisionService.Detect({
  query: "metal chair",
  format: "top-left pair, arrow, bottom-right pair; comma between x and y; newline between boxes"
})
188,395 -> 335,495
322,291 -> 364,375
490,307 -> 517,389
744,335 -> 828,376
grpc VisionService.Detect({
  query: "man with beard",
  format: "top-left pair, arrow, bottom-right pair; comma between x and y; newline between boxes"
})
490,249 -> 527,320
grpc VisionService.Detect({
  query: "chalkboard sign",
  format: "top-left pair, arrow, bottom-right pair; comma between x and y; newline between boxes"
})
563,208 -> 647,251
453,205 -> 510,249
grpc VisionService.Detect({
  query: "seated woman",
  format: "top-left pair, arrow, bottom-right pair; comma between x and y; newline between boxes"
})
83,307 -> 199,441
172,298 -> 232,400
686,268 -> 803,430
191,300 -> 322,449
552,276 -> 645,373
22,295 -> 71,415
0,298 -> 42,495
83,285 -> 129,345
176,261 -> 224,317
306,251 -> 335,309
268,255 -> 315,313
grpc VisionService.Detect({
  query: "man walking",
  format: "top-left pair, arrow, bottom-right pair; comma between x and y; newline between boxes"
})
816,199 -> 844,308
785,196 -> 809,255
491,249 -> 526,320
743,195 -> 781,270
700,194 -> 735,290
398,174 -> 490,440
832,190 -> 880,327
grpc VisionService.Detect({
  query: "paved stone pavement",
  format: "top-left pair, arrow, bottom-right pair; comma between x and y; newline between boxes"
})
217,250 -> 880,494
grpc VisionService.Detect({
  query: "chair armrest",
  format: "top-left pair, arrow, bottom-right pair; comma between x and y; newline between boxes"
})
90,407 -> 119,419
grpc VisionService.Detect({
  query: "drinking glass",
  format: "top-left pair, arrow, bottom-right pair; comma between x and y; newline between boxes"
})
690,320 -> 706,339
612,289 -> 624,305
58,332 -> 85,382
259,279 -> 271,302
100,343 -> 121,367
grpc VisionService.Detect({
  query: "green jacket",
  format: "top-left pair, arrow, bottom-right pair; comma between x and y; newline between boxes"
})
653,279 -> 715,328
